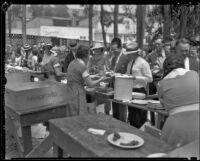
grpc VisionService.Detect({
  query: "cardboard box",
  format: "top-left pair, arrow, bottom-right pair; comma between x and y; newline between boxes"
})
5,81 -> 68,111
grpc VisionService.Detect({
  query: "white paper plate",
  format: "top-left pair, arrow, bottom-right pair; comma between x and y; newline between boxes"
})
132,92 -> 146,99
147,100 -> 160,104
107,132 -> 144,149
85,87 -> 95,92
90,75 -> 100,79
146,153 -> 167,158
131,99 -> 149,105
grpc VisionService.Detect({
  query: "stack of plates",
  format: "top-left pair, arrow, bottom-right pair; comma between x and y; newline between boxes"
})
132,92 -> 146,99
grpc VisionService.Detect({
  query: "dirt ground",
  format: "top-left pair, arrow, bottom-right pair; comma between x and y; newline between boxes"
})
5,119 -> 53,159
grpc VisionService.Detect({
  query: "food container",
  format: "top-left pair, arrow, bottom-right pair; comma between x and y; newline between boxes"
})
5,81 -> 68,111
114,75 -> 134,101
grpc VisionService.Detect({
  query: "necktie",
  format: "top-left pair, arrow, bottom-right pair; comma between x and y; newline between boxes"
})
130,59 -> 135,74
111,55 -> 118,71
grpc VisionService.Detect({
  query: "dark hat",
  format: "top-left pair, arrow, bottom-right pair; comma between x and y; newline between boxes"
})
69,40 -> 77,48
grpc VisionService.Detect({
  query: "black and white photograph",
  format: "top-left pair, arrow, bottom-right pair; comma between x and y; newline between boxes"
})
2,3 -> 200,159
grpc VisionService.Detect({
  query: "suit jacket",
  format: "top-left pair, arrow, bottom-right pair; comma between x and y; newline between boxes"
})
114,54 -> 130,74
63,51 -> 75,73
189,57 -> 200,73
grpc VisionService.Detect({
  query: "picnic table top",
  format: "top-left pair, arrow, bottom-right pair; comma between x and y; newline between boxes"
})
49,114 -> 172,157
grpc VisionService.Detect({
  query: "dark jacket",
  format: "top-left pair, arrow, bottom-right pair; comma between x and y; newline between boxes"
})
63,51 -> 75,73
114,54 -> 130,74
189,57 -> 200,73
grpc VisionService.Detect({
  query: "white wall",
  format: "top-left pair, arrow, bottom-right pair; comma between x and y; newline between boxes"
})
6,28 -> 40,35
40,26 -> 94,40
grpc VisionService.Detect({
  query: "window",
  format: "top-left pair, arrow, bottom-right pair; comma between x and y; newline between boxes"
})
76,21 -> 79,26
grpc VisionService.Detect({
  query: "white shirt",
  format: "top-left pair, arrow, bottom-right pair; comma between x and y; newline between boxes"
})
15,56 -> 22,66
184,57 -> 190,70
163,68 -> 189,80
127,57 -> 153,88
31,55 -> 38,67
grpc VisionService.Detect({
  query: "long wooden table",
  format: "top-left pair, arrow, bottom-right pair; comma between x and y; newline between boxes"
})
112,99 -> 169,116
5,102 -> 67,156
49,114 -> 172,157
112,99 -> 169,129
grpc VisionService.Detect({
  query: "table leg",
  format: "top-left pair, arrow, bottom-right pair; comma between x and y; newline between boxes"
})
150,112 -> 155,126
21,126 -> 32,155
53,143 -> 63,157
6,115 -> 24,157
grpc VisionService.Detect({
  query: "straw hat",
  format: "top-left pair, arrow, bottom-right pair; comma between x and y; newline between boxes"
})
124,42 -> 140,55
91,44 -> 104,50
23,44 -> 31,51
50,46 -> 59,56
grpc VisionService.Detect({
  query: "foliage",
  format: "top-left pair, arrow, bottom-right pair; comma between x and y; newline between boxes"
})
121,5 -> 136,21
10,5 -> 22,19
28,5 -> 45,17
147,4 -> 200,40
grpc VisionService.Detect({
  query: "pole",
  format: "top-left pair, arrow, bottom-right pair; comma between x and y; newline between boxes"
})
22,5 -> 27,45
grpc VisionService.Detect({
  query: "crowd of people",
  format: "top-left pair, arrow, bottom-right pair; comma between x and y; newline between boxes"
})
5,36 -> 199,155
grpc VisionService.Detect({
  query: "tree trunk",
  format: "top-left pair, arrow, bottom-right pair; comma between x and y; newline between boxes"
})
114,5 -> 119,38
179,6 -> 188,39
101,5 -> 107,48
136,5 -> 145,50
89,5 -> 93,47
8,7 -> 12,34
22,5 -> 26,44
163,5 -> 171,42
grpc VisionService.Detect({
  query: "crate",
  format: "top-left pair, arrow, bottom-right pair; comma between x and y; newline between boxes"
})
5,81 -> 68,111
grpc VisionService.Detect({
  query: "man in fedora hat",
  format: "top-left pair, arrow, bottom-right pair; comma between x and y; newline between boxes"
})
125,42 -> 153,128
88,44 -> 106,74
63,39 -> 78,72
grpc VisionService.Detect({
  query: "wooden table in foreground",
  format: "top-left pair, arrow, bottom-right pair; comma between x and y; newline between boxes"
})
5,102 -> 67,156
49,114 -> 172,157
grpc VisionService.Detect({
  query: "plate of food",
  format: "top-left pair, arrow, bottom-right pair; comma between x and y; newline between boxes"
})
107,132 -> 144,149
146,153 -> 167,158
146,100 -> 160,104
131,99 -> 149,105
132,92 -> 146,99
85,86 -> 96,92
